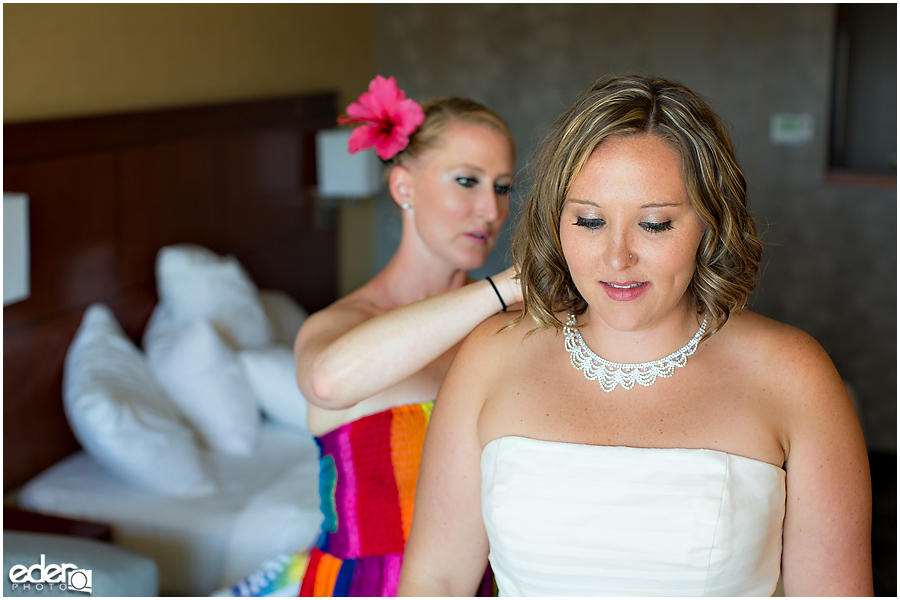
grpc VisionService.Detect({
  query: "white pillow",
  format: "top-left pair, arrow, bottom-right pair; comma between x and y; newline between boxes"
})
238,345 -> 308,431
218,461 -> 322,586
63,304 -> 216,497
145,313 -> 262,456
156,244 -> 273,349
258,290 -> 309,348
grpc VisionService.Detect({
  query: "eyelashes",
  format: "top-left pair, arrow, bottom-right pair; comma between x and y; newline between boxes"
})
641,221 -> 674,233
456,177 -> 512,196
574,216 -> 674,234
575,216 -> 604,230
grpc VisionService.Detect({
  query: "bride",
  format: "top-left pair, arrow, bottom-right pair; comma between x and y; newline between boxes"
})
398,74 -> 872,597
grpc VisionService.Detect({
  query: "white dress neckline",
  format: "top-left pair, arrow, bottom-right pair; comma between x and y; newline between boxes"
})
483,435 -> 785,472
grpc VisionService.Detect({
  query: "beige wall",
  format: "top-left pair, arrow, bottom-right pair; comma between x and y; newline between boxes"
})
4,3 -> 375,295
4,3 -> 374,121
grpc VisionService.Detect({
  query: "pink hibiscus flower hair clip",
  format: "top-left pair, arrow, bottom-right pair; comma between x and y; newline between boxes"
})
338,75 -> 426,161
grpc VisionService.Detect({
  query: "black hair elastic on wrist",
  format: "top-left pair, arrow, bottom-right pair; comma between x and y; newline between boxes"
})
485,276 -> 507,312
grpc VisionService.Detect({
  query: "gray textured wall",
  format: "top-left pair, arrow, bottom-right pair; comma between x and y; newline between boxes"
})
371,3 -> 896,451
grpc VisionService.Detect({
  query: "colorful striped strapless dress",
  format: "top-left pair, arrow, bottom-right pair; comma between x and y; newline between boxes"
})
299,402 -> 432,596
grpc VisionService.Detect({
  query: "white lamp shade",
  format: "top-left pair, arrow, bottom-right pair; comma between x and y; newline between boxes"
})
315,129 -> 383,198
3,192 -> 30,305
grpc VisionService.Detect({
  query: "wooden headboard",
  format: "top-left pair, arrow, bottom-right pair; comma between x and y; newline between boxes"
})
3,93 -> 339,493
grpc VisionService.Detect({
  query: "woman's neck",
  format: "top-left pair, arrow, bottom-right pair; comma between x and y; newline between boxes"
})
576,301 -> 706,365
374,248 -> 470,307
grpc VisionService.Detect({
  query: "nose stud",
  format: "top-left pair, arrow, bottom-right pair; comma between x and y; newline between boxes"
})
629,254 -> 632,259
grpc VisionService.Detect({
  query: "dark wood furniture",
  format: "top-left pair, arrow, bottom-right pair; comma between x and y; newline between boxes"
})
3,93 -> 340,493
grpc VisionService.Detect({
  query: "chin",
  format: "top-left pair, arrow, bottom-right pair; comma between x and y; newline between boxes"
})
451,247 -> 492,271
454,254 -> 489,272
587,303 -> 652,332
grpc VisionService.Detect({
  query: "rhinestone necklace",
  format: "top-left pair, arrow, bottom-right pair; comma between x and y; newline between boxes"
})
563,313 -> 708,392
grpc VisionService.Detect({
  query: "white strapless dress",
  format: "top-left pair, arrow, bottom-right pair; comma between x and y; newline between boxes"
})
481,436 -> 785,596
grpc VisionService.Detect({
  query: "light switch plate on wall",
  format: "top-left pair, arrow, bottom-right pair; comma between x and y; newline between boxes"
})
769,113 -> 815,145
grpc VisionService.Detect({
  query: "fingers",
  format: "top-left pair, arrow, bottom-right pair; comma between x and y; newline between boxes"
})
496,265 -> 524,306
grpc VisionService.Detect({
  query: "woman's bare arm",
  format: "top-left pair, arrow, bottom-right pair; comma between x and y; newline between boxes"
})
777,328 -> 873,595
398,316 -> 509,595
295,266 -> 520,410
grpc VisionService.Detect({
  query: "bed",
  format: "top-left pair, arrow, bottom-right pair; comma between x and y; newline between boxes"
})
3,93 -> 340,596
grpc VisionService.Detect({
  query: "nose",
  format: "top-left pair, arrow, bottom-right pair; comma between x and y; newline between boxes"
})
476,187 -> 501,222
604,228 -> 635,271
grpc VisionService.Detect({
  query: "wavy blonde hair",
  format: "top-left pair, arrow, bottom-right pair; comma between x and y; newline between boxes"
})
512,74 -> 762,339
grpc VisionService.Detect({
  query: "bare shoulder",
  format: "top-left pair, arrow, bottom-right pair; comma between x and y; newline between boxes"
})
441,311 -> 535,387
720,311 -> 840,386
715,311 -> 865,473
459,310 -> 551,365
719,311 -> 852,433
466,310 -> 532,345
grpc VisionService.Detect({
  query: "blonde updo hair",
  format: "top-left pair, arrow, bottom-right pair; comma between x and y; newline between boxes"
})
383,97 -> 515,175
512,74 -> 762,339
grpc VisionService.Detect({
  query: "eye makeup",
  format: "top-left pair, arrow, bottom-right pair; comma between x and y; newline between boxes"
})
641,220 -> 674,233
575,216 -> 604,230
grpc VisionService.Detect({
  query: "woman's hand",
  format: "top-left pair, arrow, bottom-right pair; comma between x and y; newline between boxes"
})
493,264 -> 524,310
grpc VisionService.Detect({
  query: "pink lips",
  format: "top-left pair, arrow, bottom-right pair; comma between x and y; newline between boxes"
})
465,230 -> 490,245
601,280 -> 649,301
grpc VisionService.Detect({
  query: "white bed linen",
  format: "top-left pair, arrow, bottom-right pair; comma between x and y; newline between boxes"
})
18,421 -> 322,597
